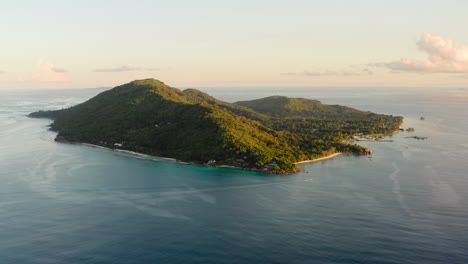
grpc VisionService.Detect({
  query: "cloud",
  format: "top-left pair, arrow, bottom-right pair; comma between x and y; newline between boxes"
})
307,70 -> 361,76
376,33 -> 468,73
31,59 -> 67,82
92,65 -> 160,72
281,69 -> 362,77
304,70 -> 341,76
362,68 -> 374,75
52,67 -> 68,73
93,65 -> 141,72
280,72 -> 297,76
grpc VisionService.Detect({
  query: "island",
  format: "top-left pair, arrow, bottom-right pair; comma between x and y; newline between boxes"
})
29,79 -> 403,174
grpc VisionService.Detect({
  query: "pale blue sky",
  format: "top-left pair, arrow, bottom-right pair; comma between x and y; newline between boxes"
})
1,0 -> 468,88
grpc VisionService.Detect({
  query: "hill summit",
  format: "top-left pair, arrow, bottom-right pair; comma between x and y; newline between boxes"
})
30,79 -> 403,173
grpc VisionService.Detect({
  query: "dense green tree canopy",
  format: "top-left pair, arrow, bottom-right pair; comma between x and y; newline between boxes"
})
30,79 -> 403,173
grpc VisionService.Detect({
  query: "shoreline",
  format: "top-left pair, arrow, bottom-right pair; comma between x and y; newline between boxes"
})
294,153 -> 343,165
81,142 -> 248,169
79,142 -> 296,174
81,143 -> 179,163
77,143 -> 342,173
59,128 -> 402,174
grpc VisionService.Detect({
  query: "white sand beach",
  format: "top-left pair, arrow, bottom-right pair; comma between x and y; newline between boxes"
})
294,153 -> 342,165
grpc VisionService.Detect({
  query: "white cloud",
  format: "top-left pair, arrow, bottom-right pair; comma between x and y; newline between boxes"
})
380,33 -> 468,73
31,59 -> 67,82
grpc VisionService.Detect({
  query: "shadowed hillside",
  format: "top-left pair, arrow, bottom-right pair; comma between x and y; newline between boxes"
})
30,79 -> 403,173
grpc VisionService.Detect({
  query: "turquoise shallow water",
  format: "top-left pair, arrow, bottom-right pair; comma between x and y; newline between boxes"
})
0,87 -> 467,263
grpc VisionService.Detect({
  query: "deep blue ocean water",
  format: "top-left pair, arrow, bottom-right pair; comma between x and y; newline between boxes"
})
1,87 -> 467,264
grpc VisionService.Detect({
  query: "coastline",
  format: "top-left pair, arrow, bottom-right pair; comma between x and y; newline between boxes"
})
294,153 -> 342,165
81,142 -> 250,168
78,143 -> 345,174
57,125 -> 404,174
82,143 -> 180,163
80,142 -> 295,174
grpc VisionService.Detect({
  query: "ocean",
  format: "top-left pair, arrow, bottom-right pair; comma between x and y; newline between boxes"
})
0,86 -> 467,264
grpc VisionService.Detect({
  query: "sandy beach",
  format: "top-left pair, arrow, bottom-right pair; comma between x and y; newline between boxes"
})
294,153 -> 342,165
81,143 -> 178,163
80,143 -> 343,169
81,143 -> 340,173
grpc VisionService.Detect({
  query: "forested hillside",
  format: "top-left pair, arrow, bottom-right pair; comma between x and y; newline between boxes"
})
30,79 -> 403,173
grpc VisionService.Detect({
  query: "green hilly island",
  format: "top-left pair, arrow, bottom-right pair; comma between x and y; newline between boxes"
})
29,79 -> 403,173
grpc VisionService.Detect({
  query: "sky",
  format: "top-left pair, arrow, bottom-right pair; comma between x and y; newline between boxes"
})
1,0 -> 468,89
